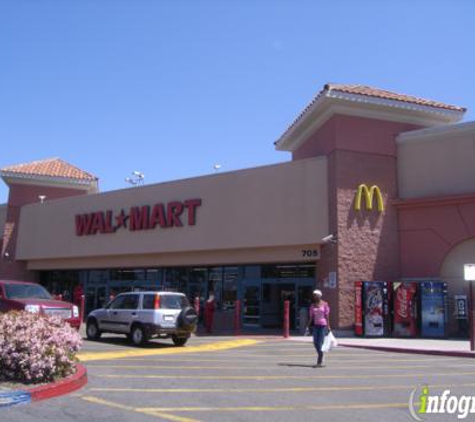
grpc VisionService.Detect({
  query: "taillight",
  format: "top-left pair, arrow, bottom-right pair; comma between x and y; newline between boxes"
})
154,294 -> 161,309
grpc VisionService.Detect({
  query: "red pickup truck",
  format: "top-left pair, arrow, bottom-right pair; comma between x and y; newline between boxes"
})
0,280 -> 81,329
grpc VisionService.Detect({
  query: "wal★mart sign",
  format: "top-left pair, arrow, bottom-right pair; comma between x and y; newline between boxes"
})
354,184 -> 385,212
75,199 -> 202,236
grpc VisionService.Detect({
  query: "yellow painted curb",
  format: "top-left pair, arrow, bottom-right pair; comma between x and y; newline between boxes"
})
78,339 -> 261,362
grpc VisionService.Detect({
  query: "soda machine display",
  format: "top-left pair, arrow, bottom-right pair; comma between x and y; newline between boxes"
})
420,281 -> 447,338
363,281 -> 385,337
393,282 -> 418,337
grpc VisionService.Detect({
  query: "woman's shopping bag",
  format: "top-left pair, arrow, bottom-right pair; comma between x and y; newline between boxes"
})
322,331 -> 338,352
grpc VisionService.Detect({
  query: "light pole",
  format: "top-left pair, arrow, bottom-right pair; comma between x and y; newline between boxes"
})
463,264 -> 475,351
125,171 -> 145,186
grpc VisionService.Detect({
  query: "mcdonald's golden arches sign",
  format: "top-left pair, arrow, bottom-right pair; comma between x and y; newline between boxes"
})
354,184 -> 385,212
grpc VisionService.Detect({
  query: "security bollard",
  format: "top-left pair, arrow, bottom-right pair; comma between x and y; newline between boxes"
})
80,294 -> 86,326
283,300 -> 290,338
234,300 -> 241,336
194,296 -> 200,316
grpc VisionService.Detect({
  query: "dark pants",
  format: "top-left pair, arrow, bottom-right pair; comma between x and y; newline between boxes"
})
312,325 -> 327,364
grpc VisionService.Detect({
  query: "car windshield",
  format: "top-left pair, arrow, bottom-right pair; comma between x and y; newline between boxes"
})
4,284 -> 52,300
160,295 -> 189,310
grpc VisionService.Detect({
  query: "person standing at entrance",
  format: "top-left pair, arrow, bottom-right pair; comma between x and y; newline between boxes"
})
204,292 -> 216,334
307,289 -> 331,367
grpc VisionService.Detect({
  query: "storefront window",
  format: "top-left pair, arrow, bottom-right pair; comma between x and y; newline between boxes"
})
110,269 -> 145,281
223,266 -> 238,309
41,270 -> 80,301
244,266 -> 261,279
262,264 -> 296,279
175,268 -> 189,292
297,264 -> 316,278
208,267 -> 223,304
146,268 -> 161,282
89,270 -> 110,283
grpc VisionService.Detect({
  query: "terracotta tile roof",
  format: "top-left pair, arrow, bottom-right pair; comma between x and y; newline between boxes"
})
276,83 -> 466,146
325,84 -> 466,112
1,158 -> 97,181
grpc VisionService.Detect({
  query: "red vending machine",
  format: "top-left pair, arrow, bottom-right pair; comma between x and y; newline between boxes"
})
393,282 -> 418,337
354,281 -> 364,336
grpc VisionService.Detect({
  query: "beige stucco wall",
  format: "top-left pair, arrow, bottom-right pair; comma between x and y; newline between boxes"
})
397,122 -> 475,199
16,157 -> 328,269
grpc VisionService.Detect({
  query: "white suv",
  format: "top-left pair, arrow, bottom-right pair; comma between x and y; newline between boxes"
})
86,291 -> 198,346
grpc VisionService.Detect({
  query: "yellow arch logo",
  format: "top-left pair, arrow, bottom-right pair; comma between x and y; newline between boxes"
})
354,184 -> 385,212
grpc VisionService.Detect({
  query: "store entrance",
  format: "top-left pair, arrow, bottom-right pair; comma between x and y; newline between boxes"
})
261,283 -> 296,329
242,281 -> 261,327
85,284 -> 107,316
252,280 -> 314,330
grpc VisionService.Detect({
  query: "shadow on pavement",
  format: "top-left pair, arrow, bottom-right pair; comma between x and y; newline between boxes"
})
82,336 -> 178,349
278,363 -> 316,368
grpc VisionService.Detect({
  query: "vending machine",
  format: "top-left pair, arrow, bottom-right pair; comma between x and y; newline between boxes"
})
420,281 -> 448,338
354,281 -> 391,337
393,282 -> 418,337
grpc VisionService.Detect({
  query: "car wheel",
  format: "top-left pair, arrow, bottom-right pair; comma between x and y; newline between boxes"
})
130,324 -> 148,346
177,307 -> 198,331
172,335 -> 188,347
86,320 -> 102,340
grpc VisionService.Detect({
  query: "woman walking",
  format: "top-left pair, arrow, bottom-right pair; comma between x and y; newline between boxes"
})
307,289 -> 331,368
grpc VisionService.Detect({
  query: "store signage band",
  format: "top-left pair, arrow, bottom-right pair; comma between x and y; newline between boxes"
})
354,184 -> 385,212
75,198 -> 202,236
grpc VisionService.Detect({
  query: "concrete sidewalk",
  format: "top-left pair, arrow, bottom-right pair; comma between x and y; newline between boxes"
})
289,334 -> 475,358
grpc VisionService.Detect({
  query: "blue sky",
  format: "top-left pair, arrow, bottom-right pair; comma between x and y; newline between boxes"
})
1,1 -> 474,203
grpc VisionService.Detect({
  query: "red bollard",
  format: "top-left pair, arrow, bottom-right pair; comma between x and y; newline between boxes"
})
283,300 -> 290,338
80,294 -> 86,326
234,300 -> 241,336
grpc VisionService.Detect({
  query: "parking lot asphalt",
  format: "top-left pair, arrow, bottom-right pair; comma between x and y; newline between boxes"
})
4,333 -> 475,422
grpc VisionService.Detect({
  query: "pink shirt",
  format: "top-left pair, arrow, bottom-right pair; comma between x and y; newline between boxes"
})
309,302 -> 330,326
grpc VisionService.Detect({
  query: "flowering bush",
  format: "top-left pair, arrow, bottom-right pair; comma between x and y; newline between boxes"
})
0,311 -> 82,384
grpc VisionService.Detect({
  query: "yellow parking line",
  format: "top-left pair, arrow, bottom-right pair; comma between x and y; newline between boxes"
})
91,371 -> 475,382
89,363 -> 447,371
80,395 -> 200,422
78,339 -> 260,362
93,366 -> 439,379
81,395 -> 415,415
87,356 -> 458,364
139,403 -> 410,412
89,381 -> 475,394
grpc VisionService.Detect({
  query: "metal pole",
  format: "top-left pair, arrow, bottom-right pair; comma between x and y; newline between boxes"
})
470,280 -> 475,351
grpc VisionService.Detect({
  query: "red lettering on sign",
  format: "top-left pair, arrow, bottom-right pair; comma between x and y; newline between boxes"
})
90,212 -> 105,234
184,199 -> 202,225
103,211 -> 115,233
129,206 -> 150,231
150,204 -> 167,228
74,198 -> 202,236
75,214 -> 94,236
167,202 -> 184,227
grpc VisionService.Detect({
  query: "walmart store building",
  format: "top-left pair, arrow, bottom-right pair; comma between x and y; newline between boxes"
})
1,84 -> 474,336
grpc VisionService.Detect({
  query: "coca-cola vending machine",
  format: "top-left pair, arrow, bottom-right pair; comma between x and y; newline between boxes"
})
393,282 -> 418,337
354,281 -> 391,337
